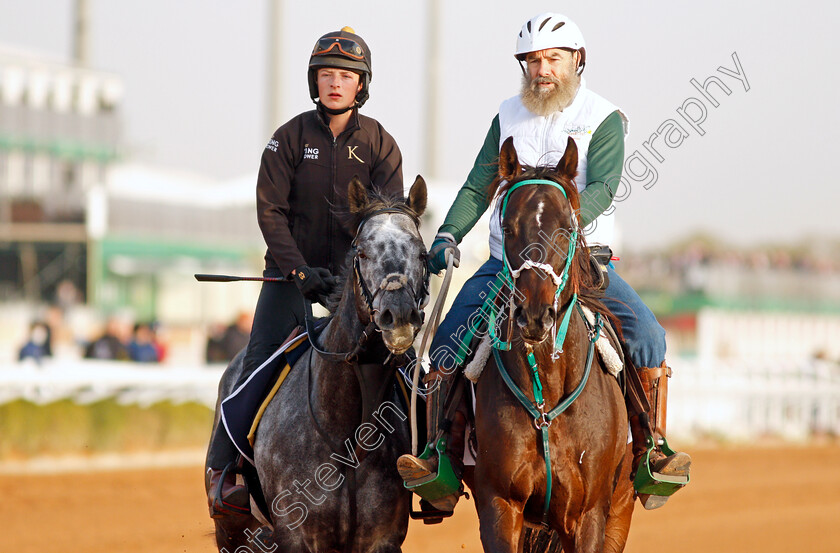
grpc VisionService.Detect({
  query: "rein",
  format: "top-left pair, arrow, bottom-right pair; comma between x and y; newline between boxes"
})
409,251 -> 456,455
493,306 -> 602,525
490,177 -> 596,526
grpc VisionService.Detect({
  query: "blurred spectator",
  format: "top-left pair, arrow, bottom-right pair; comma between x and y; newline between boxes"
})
18,321 -> 52,364
128,323 -> 160,363
84,317 -> 131,361
205,311 -> 252,363
150,321 -> 168,362
223,312 -> 252,356
205,323 -> 228,363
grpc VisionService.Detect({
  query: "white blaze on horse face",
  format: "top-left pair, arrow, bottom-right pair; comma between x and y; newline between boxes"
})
536,201 -> 545,228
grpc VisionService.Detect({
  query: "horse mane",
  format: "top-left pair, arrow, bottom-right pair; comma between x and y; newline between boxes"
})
489,166 -> 622,337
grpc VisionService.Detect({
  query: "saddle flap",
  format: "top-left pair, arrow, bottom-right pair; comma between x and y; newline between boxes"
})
220,331 -> 311,464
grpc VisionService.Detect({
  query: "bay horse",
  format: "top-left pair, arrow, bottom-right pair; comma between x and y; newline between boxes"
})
471,137 -> 634,552
208,175 -> 428,552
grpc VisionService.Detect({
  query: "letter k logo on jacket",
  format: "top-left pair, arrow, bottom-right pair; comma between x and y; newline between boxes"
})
347,145 -> 364,163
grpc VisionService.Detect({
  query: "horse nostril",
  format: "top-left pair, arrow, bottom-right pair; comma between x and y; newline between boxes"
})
514,306 -> 527,328
545,306 -> 556,322
378,309 -> 395,329
409,308 -> 423,328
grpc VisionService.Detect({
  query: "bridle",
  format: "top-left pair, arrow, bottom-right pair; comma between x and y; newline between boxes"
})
306,205 -> 429,363
301,205 -> 428,552
487,176 -> 604,527
490,178 -> 580,359
351,206 -> 430,319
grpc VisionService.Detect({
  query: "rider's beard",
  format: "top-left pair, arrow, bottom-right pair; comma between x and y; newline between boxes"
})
520,73 -> 580,116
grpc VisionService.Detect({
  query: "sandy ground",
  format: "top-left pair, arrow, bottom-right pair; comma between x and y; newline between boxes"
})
1,444 -> 839,552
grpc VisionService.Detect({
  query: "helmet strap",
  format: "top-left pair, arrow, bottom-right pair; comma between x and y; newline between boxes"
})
315,100 -> 357,116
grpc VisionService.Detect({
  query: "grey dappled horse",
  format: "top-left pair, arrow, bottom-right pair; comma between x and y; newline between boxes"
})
208,176 -> 429,552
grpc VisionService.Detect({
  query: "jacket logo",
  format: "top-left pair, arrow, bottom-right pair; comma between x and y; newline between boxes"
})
303,144 -> 320,160
564,124 -> 592,136
266,138 -> 279,152
347,145 -> 364,163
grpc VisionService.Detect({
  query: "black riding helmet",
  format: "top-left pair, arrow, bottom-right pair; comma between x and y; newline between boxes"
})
308,27 -> 372,111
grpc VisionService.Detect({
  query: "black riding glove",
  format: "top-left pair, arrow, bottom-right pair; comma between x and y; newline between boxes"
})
293,265 -> 337,305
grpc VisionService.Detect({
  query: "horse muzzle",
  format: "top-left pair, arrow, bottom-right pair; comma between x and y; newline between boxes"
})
514,303 -> 556,345
374,303 -> 423,355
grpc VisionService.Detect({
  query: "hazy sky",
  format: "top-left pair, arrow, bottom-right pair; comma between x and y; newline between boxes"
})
1,0 -> 838,250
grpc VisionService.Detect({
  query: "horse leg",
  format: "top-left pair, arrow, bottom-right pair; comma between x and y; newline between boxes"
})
367,541 -> 403,553
603,445 -> 635,553
571,504 -> 610,553
477,495 -> 526,553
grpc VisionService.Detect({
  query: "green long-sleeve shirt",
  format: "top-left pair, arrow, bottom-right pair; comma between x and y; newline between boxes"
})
438,110 -> 625,242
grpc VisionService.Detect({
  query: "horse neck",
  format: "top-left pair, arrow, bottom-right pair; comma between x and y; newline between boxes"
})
310,279 -> 390,429
322,278 -> 367,355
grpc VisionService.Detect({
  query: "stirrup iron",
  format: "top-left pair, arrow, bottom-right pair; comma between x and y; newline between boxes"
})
633,435 -> 690,497
403,437 -> 462,504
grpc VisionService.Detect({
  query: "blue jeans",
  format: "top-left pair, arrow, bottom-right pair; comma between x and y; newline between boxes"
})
430,257 -> 504,374
601,265 -> 666,368
428,257 -> 666,372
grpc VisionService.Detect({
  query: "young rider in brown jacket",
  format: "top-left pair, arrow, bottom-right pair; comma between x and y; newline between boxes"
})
206,27 -> 403,519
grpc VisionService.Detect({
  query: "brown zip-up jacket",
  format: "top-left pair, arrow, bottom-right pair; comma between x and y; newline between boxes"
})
256,106 -> 403,277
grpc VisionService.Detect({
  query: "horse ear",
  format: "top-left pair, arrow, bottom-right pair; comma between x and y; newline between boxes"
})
499,136 -> 521,181
407,175 -> 427,217
556,136 -> 579,181
347,175 -> 368,214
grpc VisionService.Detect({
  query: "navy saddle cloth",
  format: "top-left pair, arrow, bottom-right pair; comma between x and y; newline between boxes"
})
220,323 -> 322,465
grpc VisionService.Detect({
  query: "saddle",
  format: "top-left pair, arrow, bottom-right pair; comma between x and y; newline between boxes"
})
219,324 -> 318,465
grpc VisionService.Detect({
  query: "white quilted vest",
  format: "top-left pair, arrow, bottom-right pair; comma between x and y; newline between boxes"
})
488,79 -> 628,260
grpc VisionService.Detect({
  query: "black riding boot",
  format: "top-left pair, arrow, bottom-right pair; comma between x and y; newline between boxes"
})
206,426 -> 250,518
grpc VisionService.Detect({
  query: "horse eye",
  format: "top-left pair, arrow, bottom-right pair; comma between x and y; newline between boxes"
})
358,250 -> 367,259
502,226 -> 513,236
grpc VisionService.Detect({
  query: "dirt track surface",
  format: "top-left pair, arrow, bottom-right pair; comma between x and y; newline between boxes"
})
2,445 -> 839,552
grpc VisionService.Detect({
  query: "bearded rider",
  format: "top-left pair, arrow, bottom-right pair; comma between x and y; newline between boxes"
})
205,27 -> 403,519
397,13 -> 691,514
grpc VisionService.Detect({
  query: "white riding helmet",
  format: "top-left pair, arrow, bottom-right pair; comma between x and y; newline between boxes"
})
515,13 -> 586,75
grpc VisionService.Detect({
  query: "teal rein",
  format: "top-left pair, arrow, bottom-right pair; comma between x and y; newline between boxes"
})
492,179 -> 579,355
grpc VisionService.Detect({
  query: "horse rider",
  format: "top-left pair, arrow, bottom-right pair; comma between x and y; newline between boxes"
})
206,26 -> 404,519
397,12 -> 691,513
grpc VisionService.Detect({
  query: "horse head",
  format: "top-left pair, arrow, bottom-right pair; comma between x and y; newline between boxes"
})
496,136 -> 587,345
347,175 -> 428,354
